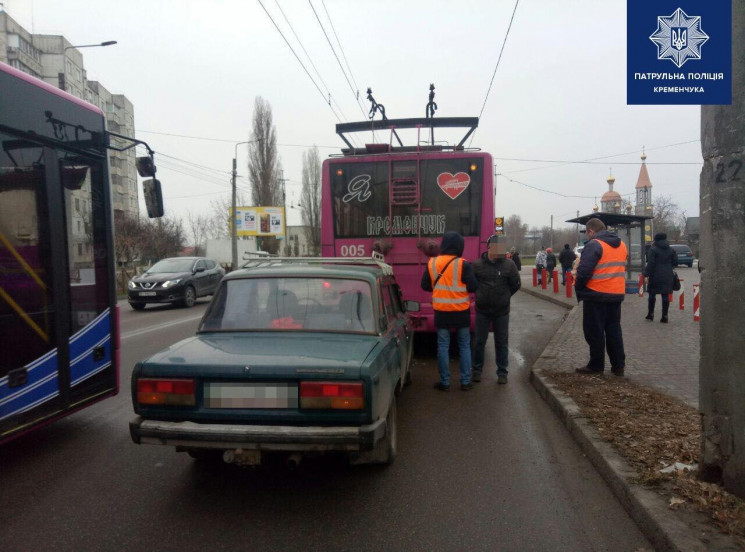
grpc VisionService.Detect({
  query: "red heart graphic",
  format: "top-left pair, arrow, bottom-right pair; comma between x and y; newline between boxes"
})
437,172 -> 470,200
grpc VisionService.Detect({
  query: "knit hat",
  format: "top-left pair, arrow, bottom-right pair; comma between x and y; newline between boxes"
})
654,232 -> 667,241
487,234 -> 500,246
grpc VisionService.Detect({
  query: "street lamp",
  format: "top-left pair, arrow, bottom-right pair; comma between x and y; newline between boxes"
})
231,140 -> 261,270
63,41 -> 118,53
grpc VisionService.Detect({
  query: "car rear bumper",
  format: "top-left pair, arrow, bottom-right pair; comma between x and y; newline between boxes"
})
129,416 -> 386,452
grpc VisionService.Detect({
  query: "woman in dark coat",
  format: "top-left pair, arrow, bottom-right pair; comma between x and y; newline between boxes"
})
644,232 -> 678,323
509,247 -> 521,271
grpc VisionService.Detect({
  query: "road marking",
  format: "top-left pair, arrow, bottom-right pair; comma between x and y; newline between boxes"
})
121,315 -> 204,341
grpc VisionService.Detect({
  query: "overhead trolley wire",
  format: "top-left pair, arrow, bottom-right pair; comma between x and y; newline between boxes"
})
274,0 -> 352,124
257,0 -> 345,125
321,0 -> 362,101
500,174 -> 636,199
308,0 -> 367,120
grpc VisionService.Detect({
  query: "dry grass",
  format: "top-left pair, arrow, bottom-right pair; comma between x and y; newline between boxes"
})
547,371 -> 745,540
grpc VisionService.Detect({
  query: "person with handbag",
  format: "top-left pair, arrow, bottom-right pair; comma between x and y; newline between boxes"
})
421,231 -> 479,391
644,232 -> 679,323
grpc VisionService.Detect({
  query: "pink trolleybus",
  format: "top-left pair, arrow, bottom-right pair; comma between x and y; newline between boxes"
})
321,117 -> 494,333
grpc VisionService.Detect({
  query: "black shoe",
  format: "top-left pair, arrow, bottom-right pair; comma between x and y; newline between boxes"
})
472,372 -> 482,383
575,366 -> 604,374
660,316 -> 668,323
433,382 -> 450,392
611,366 -> 625,376
460,382 -> 474,391
645,313 -> 654,321
497,375 -> 508,384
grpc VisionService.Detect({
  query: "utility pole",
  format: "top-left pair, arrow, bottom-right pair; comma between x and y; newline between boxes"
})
278,170 -> 289,256
231,140 -> 252,271
550,214 -> 553,250
576,210 -> 580,246
699,3 -> 744,498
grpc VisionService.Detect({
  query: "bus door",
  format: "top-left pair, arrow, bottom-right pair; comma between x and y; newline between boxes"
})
0,138 -> 64,439
0,138 -> 115,441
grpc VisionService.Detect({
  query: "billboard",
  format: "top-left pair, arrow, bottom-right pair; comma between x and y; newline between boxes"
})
231,206 -> 285,238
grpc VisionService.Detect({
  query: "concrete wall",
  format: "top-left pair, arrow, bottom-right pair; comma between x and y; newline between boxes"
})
699,2 -> 745,498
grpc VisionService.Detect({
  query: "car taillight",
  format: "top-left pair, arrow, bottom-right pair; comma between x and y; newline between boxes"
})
137,378 -> 195,406
300,381 -> 364,410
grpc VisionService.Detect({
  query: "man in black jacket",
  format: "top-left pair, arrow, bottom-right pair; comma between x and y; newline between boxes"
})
558,244 -> 576,285
471,235 -> 521,384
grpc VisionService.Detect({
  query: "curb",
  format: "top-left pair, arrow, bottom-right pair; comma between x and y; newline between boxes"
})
529,367 -> 708,551
519,286 -> 574,310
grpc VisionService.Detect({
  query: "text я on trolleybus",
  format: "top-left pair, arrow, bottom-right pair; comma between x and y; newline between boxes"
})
320,118 -> 494,333
0,61 -> 163,444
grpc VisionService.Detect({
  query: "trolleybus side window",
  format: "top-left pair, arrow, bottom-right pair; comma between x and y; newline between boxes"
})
60,153 -> 110,333
0,133 -> 56,378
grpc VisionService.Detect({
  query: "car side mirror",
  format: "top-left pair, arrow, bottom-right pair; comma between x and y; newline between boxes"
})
194,266 -> 206,273
403,300 -> 420,312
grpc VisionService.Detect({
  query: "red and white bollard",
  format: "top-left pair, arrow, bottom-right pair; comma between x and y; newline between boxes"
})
638,273 -> 644,297
679,278 -> 685,310
693,284 -> 700,322
553,271 -> 559,293
532,268 -> 538,287
541,269 -> 547,290
566,273 -> 573,298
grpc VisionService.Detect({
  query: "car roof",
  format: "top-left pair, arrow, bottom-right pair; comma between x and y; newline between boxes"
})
225,257 -> 392,283
670,244 -> 691,249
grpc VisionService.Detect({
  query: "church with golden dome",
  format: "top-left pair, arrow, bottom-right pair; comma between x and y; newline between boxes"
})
595,150 -> 654,243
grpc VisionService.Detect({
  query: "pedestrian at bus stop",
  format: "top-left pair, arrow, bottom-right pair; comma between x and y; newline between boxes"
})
535,246 -> 547,285
558,244 -> 576,285
421,231 -> 479,391
574,218 -> 628,376
510,247 -> 522,271
472,235 -> 521,384
545,247 -> 557,283
644,232 -> 678,323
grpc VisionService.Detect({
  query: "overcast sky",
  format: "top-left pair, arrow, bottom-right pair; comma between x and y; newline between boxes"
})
6,0 -> 702,229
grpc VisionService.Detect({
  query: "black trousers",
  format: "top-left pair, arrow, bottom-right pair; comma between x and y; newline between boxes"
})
648,293 -> 670,317
582,300 -> 625,370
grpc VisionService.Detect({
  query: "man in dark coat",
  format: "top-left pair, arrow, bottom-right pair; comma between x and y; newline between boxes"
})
471,236 -> 521,384
574,218 -> 628,376
509,247 -> 522,271
558,244 -> 576,285
421,231 -> 479,390
644,232 -> 678,323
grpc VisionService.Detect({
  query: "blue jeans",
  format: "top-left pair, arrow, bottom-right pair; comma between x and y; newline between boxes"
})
561,266 -> 570,284
472,311 -> 510,377
437,327 -> 471,386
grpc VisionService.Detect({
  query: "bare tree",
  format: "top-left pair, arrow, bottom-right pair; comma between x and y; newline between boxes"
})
140,216 -> 185,262
504,215 -> 528,251
248,97 -> 282,254
185,211 -> 210,256
652,194 -> 684,239
114,212 -> 145,291
301,146 -> 322,256
204,192 -> 249,240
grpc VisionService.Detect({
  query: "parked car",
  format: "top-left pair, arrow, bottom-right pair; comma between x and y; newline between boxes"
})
670,244 -> 694,267
127,257 -> 225,310
573,245 -> 585,256
129,255 -> 416,467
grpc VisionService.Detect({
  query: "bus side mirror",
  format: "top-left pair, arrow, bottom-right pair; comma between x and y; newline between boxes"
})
403,300 -> 420,312
136,156 -> 156,177
143,179 -> 164,218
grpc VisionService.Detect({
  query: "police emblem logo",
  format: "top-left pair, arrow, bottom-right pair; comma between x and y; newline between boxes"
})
649,8 -> 709,68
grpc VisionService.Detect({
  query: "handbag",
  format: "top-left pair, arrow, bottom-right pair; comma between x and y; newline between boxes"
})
672,271 -> 681,291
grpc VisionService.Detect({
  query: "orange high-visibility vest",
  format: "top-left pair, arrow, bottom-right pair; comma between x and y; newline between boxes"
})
586,240 -> 628,295
428,255 -> 470,312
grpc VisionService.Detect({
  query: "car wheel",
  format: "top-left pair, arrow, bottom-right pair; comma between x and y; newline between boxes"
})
181,286 -> 196,308
187,449 -> 222,463
687,263 -> 693,268
129,302 -> 146,311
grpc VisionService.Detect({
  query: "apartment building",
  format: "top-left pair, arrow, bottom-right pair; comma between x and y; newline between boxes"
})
0,9 -> 138,219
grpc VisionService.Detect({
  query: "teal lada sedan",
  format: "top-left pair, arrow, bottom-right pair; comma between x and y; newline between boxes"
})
129,255 -> 416,467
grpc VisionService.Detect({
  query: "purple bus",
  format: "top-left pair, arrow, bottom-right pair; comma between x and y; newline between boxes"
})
0,61 -> 162,444
321,118 -> 494,333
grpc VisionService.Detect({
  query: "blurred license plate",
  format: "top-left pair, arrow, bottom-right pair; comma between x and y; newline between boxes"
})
204,383 -> 298,409
139,292 -> 157,296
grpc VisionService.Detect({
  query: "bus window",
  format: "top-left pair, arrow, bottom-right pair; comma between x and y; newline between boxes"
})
0,133 -> 56,378
60,155 -> 110,334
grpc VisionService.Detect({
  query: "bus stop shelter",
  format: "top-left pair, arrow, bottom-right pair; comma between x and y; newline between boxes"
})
566,212 -> 653,291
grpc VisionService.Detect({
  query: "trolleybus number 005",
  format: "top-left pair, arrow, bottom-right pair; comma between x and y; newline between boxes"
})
339,244 -> 366,257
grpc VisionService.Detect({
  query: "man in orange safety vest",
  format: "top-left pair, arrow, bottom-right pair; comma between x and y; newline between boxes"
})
574,217 -> 628,376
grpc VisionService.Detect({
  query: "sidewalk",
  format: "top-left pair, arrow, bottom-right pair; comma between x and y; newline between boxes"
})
519,269 -> 700,408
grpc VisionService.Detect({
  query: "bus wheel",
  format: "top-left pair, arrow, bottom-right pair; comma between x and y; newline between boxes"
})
130,303 -> 146,311
182,286 -> 196,308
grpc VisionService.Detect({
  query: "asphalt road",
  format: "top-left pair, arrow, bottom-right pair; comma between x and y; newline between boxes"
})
0,294 -> 651,551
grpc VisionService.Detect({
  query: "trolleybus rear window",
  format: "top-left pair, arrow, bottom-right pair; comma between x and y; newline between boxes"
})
331,158 -> 483,239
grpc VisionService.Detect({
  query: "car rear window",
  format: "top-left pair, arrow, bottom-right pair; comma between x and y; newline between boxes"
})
201,277 -> 376,333
672,245 -> 692,254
